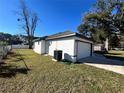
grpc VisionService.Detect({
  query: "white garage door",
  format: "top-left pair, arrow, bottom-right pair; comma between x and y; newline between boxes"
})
77,41 -> 91,60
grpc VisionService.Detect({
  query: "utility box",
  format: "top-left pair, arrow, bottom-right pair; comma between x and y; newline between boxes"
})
54,50 -> 62,61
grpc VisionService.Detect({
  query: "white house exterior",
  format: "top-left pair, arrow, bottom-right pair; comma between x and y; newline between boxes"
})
94,44 -> 104,51
33,31 -> 93,62
34,40 -> 46,54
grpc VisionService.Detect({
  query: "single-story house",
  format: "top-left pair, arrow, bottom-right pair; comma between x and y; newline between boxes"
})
33,31 -> 93,62
94,44 -> 104,51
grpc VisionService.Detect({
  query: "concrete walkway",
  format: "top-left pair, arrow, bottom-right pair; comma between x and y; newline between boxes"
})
78,54 -> 124,75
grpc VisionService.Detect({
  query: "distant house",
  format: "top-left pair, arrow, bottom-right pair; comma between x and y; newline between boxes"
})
94,44 -> 104,51
33,31 -> 93,62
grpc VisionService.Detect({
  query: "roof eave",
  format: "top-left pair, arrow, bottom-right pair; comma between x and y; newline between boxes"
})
45,33 -> 76,40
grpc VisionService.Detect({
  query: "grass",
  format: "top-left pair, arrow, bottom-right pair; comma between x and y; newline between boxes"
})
0,49 -> 124,93
94,50 -> 124,61
104,50 -> 124,61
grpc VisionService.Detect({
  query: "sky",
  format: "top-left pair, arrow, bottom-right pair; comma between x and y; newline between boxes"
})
0,0 -> 96,37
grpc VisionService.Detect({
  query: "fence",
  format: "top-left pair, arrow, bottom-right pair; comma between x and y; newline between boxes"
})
0,45 -> 12,61
12,45 -> 29,49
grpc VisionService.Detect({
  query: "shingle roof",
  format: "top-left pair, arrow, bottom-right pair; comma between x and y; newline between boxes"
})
46,31 -> 74,40
34,31 -> 93,42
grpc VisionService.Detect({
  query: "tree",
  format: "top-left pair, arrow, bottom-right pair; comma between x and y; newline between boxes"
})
109,34 -> 120,48
18,0 -> 38,49
78,0 -> 124,51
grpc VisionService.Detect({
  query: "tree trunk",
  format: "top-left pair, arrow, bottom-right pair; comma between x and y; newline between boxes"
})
28,36 -> 33,49
28,40 -> 33,49
29,43 -> 32,49
28,36 -> 32,49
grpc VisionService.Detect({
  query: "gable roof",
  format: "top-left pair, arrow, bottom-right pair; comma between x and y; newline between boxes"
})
34,31 -> 93,42
46,31 -> 74,40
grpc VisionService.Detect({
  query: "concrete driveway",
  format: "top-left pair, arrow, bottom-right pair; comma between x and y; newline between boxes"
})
78,54 -> 124,75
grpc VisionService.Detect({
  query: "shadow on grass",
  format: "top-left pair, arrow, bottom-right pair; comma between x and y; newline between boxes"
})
60,61 -> 72,65
59,60 -> 74,65
0,51 -> 30,78
94,51 -> 108,55
0,65 -> 30,78
94,51 -> 124,61
94,51 -> 122,55
106,52 -> 122,55
105,55 -> 124,61
7,52 -> 26,59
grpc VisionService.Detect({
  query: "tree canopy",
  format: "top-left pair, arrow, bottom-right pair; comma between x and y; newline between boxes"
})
78,0 -> 124,45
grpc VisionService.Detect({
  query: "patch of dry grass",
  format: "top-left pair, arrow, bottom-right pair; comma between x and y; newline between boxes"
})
105,50 -> 124,61
0,49 -> 124,93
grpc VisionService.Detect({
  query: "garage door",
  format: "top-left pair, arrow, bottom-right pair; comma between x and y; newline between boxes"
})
77,41 -> 91,60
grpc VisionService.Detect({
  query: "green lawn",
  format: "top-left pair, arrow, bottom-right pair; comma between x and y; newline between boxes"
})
0,49 -> 124,93
105,50 -> 124,61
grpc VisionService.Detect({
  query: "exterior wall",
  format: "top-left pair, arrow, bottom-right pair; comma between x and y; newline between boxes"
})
94,44 -> 103,51
46,37 -> 76,62
33,40 -> 45,54
33,36 -> 93,62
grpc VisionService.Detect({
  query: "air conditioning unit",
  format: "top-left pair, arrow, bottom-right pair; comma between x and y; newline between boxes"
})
54,50 -> 62,61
